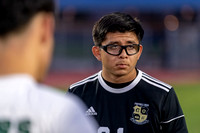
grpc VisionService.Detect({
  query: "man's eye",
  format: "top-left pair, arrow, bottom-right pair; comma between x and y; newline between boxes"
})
127,45 -> 137,50
109,45 -> 119,49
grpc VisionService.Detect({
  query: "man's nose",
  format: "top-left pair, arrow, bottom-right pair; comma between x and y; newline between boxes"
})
119,48 -> 128,58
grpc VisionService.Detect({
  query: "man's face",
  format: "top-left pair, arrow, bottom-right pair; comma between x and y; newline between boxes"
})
93,32 -> 143,81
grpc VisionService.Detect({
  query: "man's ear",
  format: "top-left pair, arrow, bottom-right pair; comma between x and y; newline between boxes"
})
137,45 -> 143,60
40,13 -> 55,46
92,46 -> 101,61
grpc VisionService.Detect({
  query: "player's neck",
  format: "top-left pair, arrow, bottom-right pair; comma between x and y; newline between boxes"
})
103,77 -> 133,88
0,60 -> 33,76
102,68 -> 138,84
0,51 -> 36,79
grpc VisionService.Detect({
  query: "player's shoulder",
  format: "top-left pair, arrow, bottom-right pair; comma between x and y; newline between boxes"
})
139,70 -> 172,93
34,84 -> 88,113
37,84 -> 77,104
69,71 -> 100,90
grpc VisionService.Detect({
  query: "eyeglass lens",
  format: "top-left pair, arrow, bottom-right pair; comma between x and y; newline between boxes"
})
105,44 -> 139,56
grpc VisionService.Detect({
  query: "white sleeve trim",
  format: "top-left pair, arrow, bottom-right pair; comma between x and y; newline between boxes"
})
160,115 -> 185,124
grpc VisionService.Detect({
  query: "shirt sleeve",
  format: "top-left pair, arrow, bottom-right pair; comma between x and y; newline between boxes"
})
160,88 -> 188,133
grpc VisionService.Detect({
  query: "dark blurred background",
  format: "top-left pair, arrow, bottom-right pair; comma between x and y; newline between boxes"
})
45,0 -> 200,87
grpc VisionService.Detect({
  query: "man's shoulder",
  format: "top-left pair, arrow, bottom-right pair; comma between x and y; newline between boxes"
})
68,71 -> 100,91
0,75 -> 86,117
37,84 -> 78,105
139,70 -> 172,93
33,84 -> 88,115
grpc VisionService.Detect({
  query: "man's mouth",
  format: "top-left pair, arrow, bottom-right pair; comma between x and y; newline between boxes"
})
116,63 -> 128,68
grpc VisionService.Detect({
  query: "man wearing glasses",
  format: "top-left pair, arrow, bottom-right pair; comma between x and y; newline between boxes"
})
68,12 -> 188,133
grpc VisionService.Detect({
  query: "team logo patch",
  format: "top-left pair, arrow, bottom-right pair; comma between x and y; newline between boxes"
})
130,102 -> 149,125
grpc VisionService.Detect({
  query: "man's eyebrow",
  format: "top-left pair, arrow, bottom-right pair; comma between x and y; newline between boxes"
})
127,40 -> 137,44
106,40 -> 138,45
106,41 -> 120,45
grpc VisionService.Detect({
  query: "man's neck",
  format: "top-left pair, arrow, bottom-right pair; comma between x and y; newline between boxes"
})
101,68 -> 138,84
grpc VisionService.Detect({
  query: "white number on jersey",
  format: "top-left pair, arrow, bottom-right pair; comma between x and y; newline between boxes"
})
0,119 -> 30,133
98,127 -> 124,133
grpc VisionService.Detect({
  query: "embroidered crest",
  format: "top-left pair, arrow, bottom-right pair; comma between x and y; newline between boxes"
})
130,102 -> 149,125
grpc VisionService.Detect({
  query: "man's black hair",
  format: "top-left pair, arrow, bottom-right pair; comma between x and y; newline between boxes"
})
92,12 -> 144,46
0,0 -> 55,36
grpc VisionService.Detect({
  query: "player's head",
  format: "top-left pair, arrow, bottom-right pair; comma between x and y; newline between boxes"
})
92,12 -> 144,46
0,0 -> 55,82
92,12 -> 144,80
0,0 -> 55,37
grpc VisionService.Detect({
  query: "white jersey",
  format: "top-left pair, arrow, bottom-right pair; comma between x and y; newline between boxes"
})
0,74 -> 97,133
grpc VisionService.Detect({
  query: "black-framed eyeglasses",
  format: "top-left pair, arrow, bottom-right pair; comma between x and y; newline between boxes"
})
99,44 -> 140,56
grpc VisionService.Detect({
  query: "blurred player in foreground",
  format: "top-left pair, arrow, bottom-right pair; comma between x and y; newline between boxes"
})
68,12 -> 188,133
0,0 -> 97,132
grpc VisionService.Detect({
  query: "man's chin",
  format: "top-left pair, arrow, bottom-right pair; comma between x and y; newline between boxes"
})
114,70 -> 128,77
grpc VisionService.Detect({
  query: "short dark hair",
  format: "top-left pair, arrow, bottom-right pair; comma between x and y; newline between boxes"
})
0,0 -> 55,37
92,12 -> 144,46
